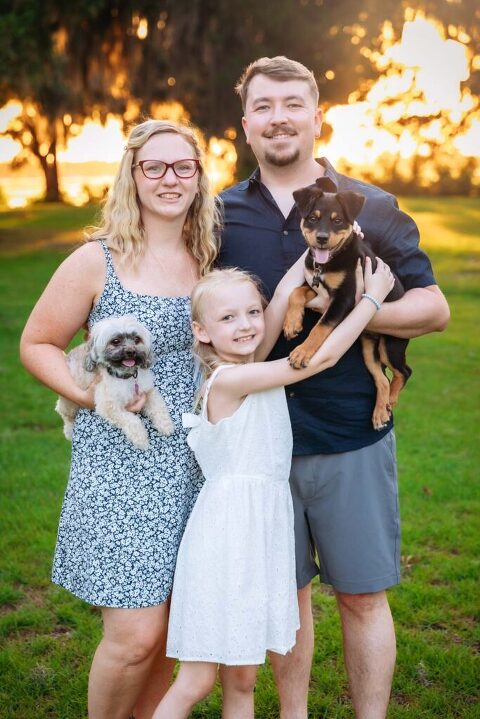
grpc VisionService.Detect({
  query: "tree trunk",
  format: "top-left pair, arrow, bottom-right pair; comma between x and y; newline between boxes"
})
40,156 -> 62,202
37,119 -> 62,203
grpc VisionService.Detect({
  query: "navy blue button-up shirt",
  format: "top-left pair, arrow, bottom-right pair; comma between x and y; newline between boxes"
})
218,158 -> 436,455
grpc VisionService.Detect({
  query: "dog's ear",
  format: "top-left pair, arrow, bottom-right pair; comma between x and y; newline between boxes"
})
293,187 -> 319,215
336,191 -> 366,223
84,338 -> 98,372
315,177 -> 337,193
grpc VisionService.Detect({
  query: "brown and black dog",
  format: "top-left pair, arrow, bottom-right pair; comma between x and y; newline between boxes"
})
284,178 -> 412,430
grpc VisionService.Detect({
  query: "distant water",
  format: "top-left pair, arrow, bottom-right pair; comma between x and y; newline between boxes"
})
0,163 -> 118,208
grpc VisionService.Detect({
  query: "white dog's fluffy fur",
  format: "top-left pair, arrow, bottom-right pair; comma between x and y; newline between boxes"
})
55,315 -> 174,450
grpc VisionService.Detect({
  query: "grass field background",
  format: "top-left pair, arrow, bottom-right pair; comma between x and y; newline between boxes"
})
0,199 -> 478,718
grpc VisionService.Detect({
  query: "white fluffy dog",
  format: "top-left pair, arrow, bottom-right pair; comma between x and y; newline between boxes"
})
55,315 -> 174,449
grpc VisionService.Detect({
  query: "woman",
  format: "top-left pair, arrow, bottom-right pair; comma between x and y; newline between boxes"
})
20,119 -> 219,719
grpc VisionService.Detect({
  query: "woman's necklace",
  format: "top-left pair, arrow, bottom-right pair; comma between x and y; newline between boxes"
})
144,246 -> 198,293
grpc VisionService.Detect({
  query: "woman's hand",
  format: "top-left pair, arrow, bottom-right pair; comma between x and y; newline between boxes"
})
79,383 -> 96,410
78,381 -> 146,412
363,256 -> 395,305
126,393 -> 147,412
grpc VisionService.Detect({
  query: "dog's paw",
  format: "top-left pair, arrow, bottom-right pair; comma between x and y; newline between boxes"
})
283,315 -> 304,340
372,404 -> 391,431
288,344 -> 314,369
132,434 -> 150,450
153,415 -> 174,436
125,425 -> 150,450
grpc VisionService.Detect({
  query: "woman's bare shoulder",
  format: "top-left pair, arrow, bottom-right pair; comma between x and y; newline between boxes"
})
66,240 -> 105,266
55,240 -> 105,279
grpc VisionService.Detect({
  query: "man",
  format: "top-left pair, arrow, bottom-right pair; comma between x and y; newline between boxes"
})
218,56 -> 449,719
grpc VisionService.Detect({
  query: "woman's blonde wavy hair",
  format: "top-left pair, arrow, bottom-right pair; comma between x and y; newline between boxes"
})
191,268 -> 267,385
88,119 -> 220,275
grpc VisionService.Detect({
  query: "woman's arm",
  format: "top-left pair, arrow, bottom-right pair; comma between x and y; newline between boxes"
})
20,243 -> 105,408
214,258 -> 394,400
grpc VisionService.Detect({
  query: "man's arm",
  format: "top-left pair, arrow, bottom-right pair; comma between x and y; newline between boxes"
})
361,195 -> 450,338
366,284 -> 450,338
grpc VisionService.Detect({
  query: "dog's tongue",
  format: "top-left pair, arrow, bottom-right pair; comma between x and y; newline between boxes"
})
122,359 -> 136,367
314,248 -> 330,264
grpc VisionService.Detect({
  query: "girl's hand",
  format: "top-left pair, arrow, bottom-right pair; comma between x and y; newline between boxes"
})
354,259 -> 365,304
363,256 -> 395,304
278,250 -> 329,312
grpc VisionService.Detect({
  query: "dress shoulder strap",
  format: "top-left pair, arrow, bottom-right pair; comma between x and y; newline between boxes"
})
201,364 -> 236,419
97,239 -> 115,273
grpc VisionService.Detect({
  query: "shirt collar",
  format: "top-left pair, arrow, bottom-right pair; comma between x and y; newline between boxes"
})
246,157 -> 339,191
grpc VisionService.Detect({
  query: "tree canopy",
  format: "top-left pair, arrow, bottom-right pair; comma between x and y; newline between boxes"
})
0,0 -> 478,199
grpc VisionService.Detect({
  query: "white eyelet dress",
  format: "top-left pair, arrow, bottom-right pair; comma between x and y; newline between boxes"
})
166,364 -> 300,665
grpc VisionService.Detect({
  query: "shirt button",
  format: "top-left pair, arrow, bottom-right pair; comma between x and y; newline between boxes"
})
289,391 -> 295,398
283,230 -> 289,236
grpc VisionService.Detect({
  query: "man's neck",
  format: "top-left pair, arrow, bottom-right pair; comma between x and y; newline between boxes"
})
257,157 -> 326,218
258,156 -> 325,193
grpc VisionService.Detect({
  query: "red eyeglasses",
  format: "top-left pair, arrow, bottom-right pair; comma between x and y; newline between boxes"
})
132,159 -> 200,179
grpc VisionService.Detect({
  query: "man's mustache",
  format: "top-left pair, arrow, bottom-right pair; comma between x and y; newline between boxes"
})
263,127 -> 297,138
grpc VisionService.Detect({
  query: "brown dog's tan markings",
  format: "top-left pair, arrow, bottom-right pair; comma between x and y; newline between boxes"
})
378,338 -> 407,407
283,286 -> 317,339
361,336 -> 391,429
289,324 -> 334,369
323,270 -> 346,290
328,228 -> 351,249
302,227 -> 318,247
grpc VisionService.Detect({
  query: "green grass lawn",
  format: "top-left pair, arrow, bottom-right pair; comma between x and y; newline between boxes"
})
0,200 -> 479,718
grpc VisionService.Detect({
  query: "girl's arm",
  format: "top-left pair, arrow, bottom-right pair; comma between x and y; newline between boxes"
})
19,242 -> 105,409
255,251 -> 329,361
215,258 -> 394,399
256,254 -> 364,362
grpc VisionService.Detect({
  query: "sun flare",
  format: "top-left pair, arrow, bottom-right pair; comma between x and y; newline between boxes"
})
316,10 -> 480,188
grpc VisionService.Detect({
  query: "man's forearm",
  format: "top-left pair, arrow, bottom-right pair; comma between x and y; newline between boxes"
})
366,285 -> 450,338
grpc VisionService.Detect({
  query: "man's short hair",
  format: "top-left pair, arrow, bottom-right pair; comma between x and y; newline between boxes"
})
235,56 -> 319,110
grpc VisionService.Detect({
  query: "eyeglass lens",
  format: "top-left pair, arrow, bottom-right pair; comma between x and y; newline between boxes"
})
141,160 -> 198,178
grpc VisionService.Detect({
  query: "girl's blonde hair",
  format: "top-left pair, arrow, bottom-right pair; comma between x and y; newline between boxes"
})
88,119 -> 220,274
191,268 -> 266,383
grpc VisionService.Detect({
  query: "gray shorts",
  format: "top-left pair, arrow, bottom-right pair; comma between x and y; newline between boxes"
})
290,431 -> 401,594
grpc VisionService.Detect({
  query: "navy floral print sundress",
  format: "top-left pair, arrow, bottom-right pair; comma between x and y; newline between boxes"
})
52,241 -> 203,608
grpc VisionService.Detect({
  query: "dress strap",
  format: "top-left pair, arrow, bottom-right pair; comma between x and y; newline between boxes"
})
97,239 -> 115,274
201,364 -> 236,419
97,239 -> 125,293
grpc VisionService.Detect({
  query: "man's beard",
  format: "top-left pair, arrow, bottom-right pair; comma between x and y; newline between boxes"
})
264,147 -> 300,167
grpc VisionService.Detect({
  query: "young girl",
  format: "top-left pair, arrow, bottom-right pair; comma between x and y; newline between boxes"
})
152,258 -> 394,719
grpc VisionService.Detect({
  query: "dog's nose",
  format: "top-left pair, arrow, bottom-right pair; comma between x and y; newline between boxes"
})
315,232 -> 329,244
